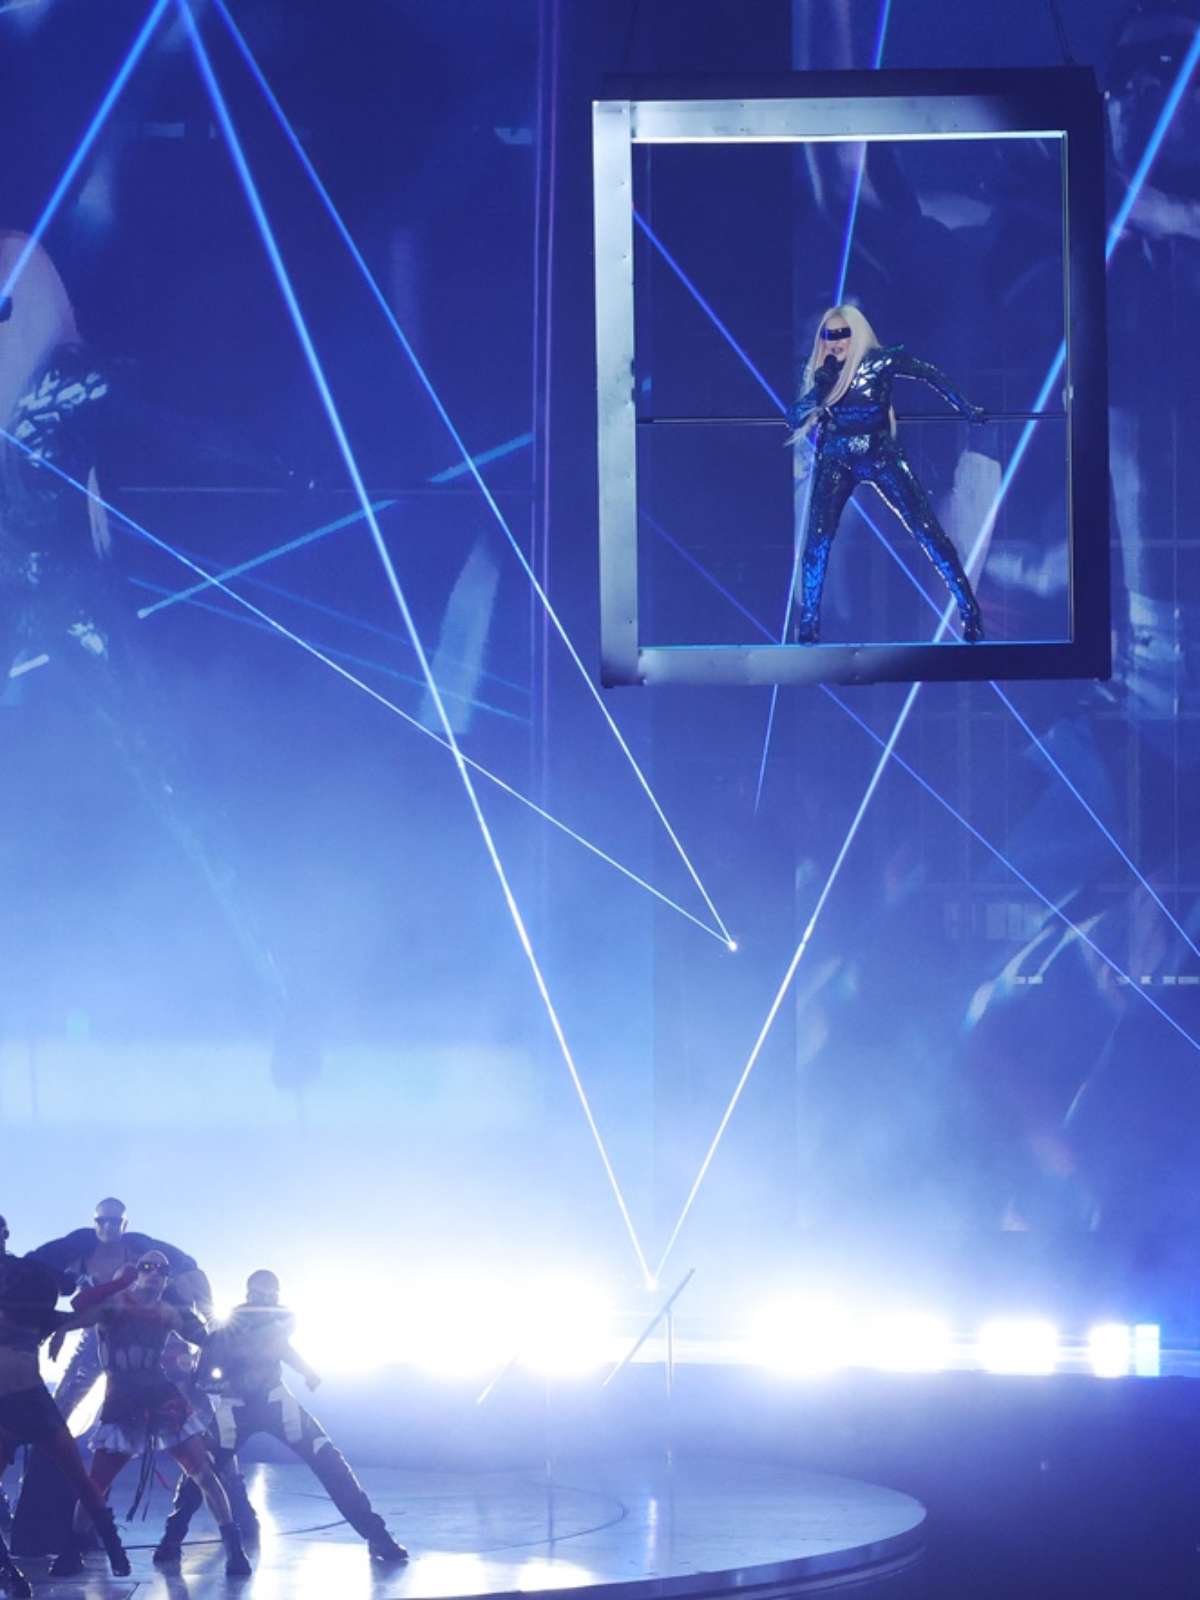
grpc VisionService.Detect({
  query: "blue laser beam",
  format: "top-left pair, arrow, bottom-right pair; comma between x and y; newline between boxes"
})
208,0 -> 733,954
848,497 -> 1200,967
647,513 -> 1200,1276
759,0 -> 893,807
833,0 -> 894,303
181,1 -> 654,1284
0,0 -> 170,306
655,674 -> 925,1278
633,212 -> 787,413
428,431 -> 534,484
3,433 -> 729,959
141,550 -> 530,698
132,577 -> 525,723
655,40 -> 1200,1266
136,499 -> 396,618
1106,21 -> 1200,260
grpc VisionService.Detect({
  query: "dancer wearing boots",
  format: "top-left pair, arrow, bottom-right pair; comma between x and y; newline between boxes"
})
155,1269 -> 407,1566
787,304 -> 987,643
0,1217 -> 129,1597
49,1250 -> 251,1579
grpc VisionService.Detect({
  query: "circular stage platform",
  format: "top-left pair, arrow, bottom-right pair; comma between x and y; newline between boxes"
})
16,1455 -> 925,1598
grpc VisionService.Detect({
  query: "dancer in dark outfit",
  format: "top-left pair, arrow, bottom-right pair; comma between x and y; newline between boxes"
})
0,1218 -> 129,1598
787,304 -> 986,643
154,1270 -> 407,1567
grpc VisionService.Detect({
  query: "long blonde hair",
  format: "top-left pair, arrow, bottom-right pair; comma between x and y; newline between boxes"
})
792,304 -> 887,446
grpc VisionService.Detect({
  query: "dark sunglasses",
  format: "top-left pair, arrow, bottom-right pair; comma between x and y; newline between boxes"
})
822,326 -> 852,341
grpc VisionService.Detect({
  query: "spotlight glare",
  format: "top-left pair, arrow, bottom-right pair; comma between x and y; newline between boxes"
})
1133,1323 -> 1161,1378
1088,1322 -> 1132,1378
977,1318 -> 1059,1376
749,1295 -> 852,1378
864,1312 -> 952,1373
401,1279 -> 520,1380
517,1279 -> 612,1378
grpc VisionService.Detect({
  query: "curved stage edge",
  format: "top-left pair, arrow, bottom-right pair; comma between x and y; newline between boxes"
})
14,1456 -> 926,1599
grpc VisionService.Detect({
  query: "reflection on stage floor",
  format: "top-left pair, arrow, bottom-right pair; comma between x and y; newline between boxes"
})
11,1455 -> 925,1598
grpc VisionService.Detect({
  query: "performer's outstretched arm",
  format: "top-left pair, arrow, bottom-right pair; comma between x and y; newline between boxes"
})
893,349 -> 986,423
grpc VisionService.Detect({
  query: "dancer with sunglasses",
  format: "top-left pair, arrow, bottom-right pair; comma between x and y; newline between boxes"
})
49,1251 -> 251,1579
787,304 -> 987,644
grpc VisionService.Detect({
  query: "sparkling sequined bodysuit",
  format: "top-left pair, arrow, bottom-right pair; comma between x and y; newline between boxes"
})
787,346 -> 984,642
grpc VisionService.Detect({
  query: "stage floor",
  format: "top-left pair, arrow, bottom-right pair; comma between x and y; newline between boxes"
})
11,1456 -> 925,1598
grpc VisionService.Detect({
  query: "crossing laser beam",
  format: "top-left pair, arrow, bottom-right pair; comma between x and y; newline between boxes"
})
0,0 -> 170,306
645,510 -> 1200,1273
5,436 -> 729,958
182,0 -> 654,1283
136,500 -> 396,618
208,0 -> 733,952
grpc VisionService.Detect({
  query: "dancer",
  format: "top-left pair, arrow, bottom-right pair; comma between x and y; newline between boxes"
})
154,1269 -> 407,1566
786,304 -> 986,644
30,1196 -> 209,1425
0,1217 -> 129,1598
49,1251 -> 251,1579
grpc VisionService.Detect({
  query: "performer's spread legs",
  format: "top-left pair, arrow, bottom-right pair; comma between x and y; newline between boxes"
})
870,443 -> 983,640
156,1392 -> 405,1566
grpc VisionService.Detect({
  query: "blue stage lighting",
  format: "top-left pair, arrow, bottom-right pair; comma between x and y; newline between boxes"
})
428,431 -> 534,485
181,0 -> 656,1287
207,0 -> 733,953
1106,24 -> 1200,260
645,508 -> 1200,1275
632,212 -> 787,413
136,499 -> 397,618
0,0 -> 171,305
7,431 -> 727,951
848,497 -> 1200,967
833,0 -> 895,303
132,578 -> 526,724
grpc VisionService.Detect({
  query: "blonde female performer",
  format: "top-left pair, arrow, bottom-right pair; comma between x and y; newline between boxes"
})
787,304 -> 986,643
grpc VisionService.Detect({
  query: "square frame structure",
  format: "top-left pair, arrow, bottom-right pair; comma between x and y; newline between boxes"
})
593,68 -> 1110,688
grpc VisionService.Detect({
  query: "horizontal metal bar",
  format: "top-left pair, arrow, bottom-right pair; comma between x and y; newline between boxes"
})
117,484 -> 536,498
636,411 -> 1067,425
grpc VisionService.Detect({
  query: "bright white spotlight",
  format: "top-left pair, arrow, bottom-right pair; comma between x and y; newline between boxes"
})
864,1312 -> 953,1373
749,1295 -> 852,1377
977,1318 -> 1059,1376
1133,1323 -> 1161,1378
1088,1322 -> 1132,1378
288,1273 -> 399,1375
400,1278 -> 521,1380
517,1279 -> 612,1377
